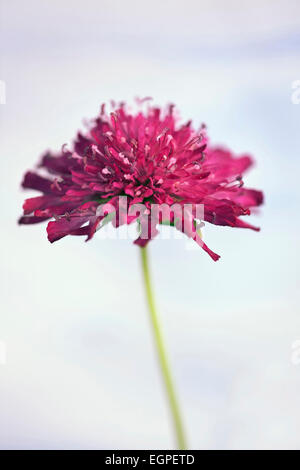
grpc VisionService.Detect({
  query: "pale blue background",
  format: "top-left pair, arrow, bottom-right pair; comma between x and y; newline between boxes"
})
0,0 -> 300,449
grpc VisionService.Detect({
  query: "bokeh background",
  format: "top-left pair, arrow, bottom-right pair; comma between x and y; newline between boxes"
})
1,0 -> 300,450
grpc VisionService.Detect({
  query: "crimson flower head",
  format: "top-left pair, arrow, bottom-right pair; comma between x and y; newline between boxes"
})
19,100 -> 263,260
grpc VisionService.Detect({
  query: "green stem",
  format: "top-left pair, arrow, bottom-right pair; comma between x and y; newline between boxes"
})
140,245 -> 187,450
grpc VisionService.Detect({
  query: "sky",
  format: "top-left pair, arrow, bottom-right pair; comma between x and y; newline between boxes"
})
0,0 -> 300,449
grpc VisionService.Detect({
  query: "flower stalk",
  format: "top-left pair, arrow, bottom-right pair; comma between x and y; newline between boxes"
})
140,245 -> 187,450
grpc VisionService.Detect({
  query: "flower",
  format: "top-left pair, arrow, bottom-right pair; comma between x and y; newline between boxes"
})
19,101 -> 263,260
